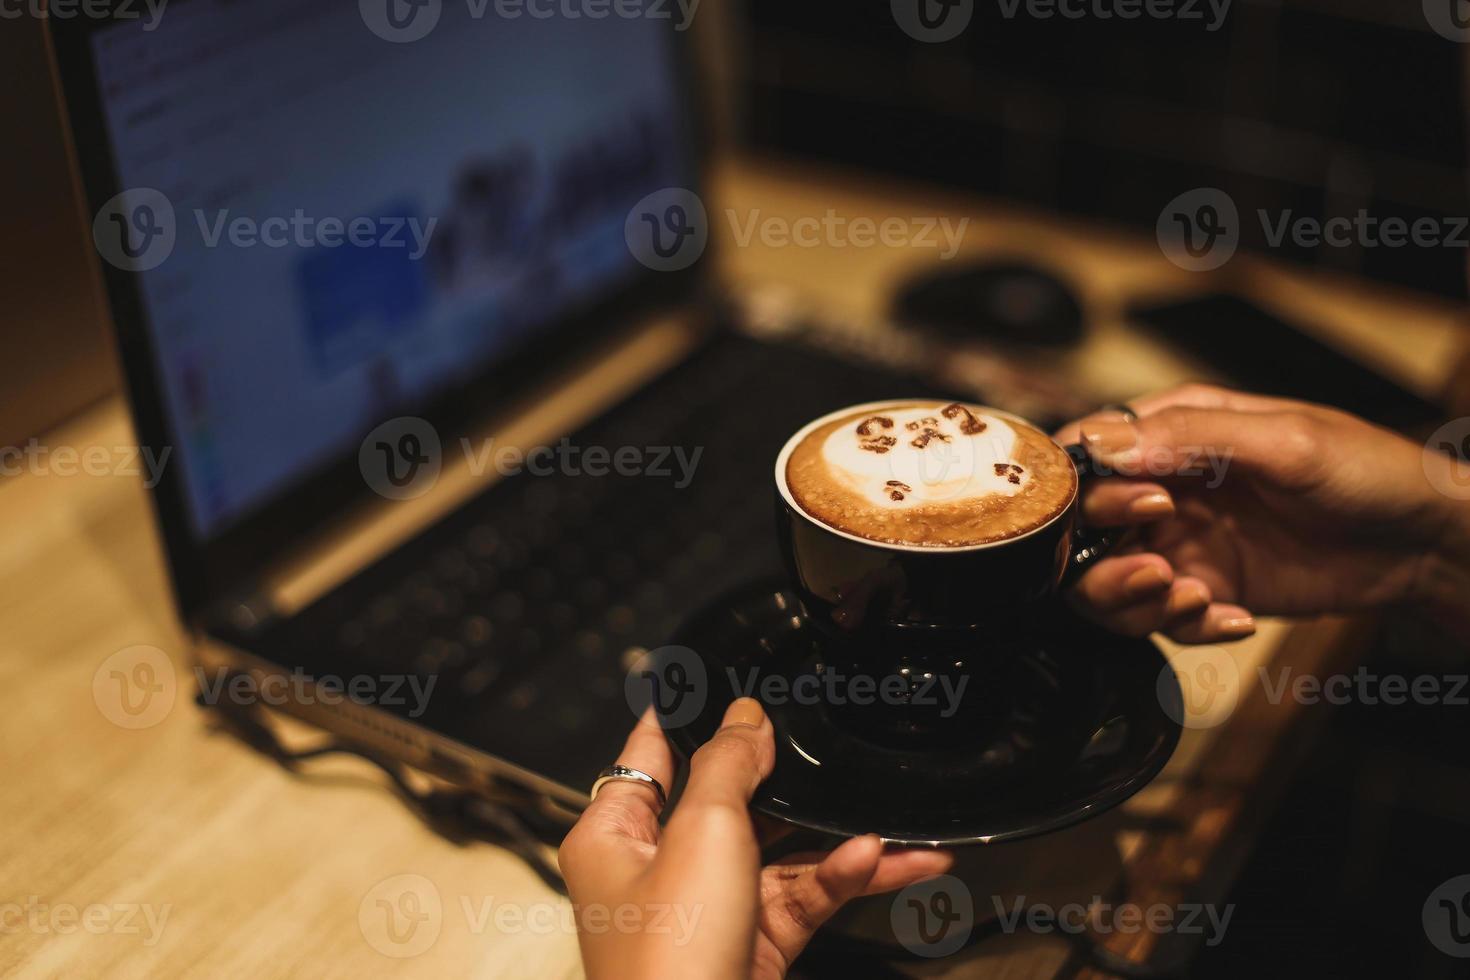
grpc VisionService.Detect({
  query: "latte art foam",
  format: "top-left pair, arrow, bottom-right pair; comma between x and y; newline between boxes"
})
784,402 -> 1077,547
820,405 -> 1028,510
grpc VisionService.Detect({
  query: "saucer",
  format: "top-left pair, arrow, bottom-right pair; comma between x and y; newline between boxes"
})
662,580 -> 1181,846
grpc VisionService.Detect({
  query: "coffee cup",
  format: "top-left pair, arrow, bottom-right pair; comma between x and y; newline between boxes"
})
774,399 -> 1110,655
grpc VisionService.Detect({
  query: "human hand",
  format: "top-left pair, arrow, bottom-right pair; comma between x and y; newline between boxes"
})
1055,384 -> 1470,642
559,699 -> 954,979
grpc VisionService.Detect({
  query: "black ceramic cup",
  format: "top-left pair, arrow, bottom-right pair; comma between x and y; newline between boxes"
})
773,400 -> 1111,742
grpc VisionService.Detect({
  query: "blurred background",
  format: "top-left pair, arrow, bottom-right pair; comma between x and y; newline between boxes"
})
10,0 -> 1470,447
733,0 -> 1469,298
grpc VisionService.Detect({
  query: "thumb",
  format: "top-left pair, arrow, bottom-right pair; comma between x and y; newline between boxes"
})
678,697 -> 776,814
659,697 -> 775,869
1078,406 -> 1319,486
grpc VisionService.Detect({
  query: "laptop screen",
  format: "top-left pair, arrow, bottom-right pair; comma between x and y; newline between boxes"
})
86,0 -> 689,540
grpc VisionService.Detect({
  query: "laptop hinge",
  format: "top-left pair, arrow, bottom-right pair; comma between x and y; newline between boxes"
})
208,589 -> 281,637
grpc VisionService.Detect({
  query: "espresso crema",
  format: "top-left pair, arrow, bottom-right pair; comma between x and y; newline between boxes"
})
783,402 -> 1077,547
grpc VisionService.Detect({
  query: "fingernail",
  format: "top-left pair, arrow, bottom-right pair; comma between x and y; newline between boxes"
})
1080,418 -> 1138,456
1127,492 -> 1175,519
1123,565 -> 1172,598
1165,583 -> 1210,617
1219,616 -> 1257,638
723,697 -> 765,729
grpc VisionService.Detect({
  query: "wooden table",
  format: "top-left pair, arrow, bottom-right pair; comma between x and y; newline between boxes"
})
3,156 -> 1463,978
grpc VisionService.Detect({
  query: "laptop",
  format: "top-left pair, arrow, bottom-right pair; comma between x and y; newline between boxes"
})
47,0 -> 951,815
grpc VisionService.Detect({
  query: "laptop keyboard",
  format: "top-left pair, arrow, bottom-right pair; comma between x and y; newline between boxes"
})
249,331 -> 948,789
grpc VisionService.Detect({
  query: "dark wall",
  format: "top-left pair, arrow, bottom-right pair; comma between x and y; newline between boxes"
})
1,18 -> 114,444
738,0 -> 1470,298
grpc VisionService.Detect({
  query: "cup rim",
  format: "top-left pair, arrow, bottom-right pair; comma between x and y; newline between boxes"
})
774,398 -> 1079,554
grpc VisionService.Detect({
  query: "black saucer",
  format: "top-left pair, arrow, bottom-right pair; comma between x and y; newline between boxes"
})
662,580 -> 1181,847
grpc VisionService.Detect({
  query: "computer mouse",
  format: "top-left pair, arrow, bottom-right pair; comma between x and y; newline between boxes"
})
892,260 -> 1087,346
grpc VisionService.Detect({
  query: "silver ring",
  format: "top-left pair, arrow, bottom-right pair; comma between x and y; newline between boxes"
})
590,765 -> 667,809
1100,402 -> 1139,423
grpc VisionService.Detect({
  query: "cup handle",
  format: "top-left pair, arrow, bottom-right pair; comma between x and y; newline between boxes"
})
1060,443 -> 1118,588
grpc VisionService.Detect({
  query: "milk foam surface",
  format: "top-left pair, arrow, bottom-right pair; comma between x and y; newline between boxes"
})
783,402 -> 1077,548
819,406 -> 1027,509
